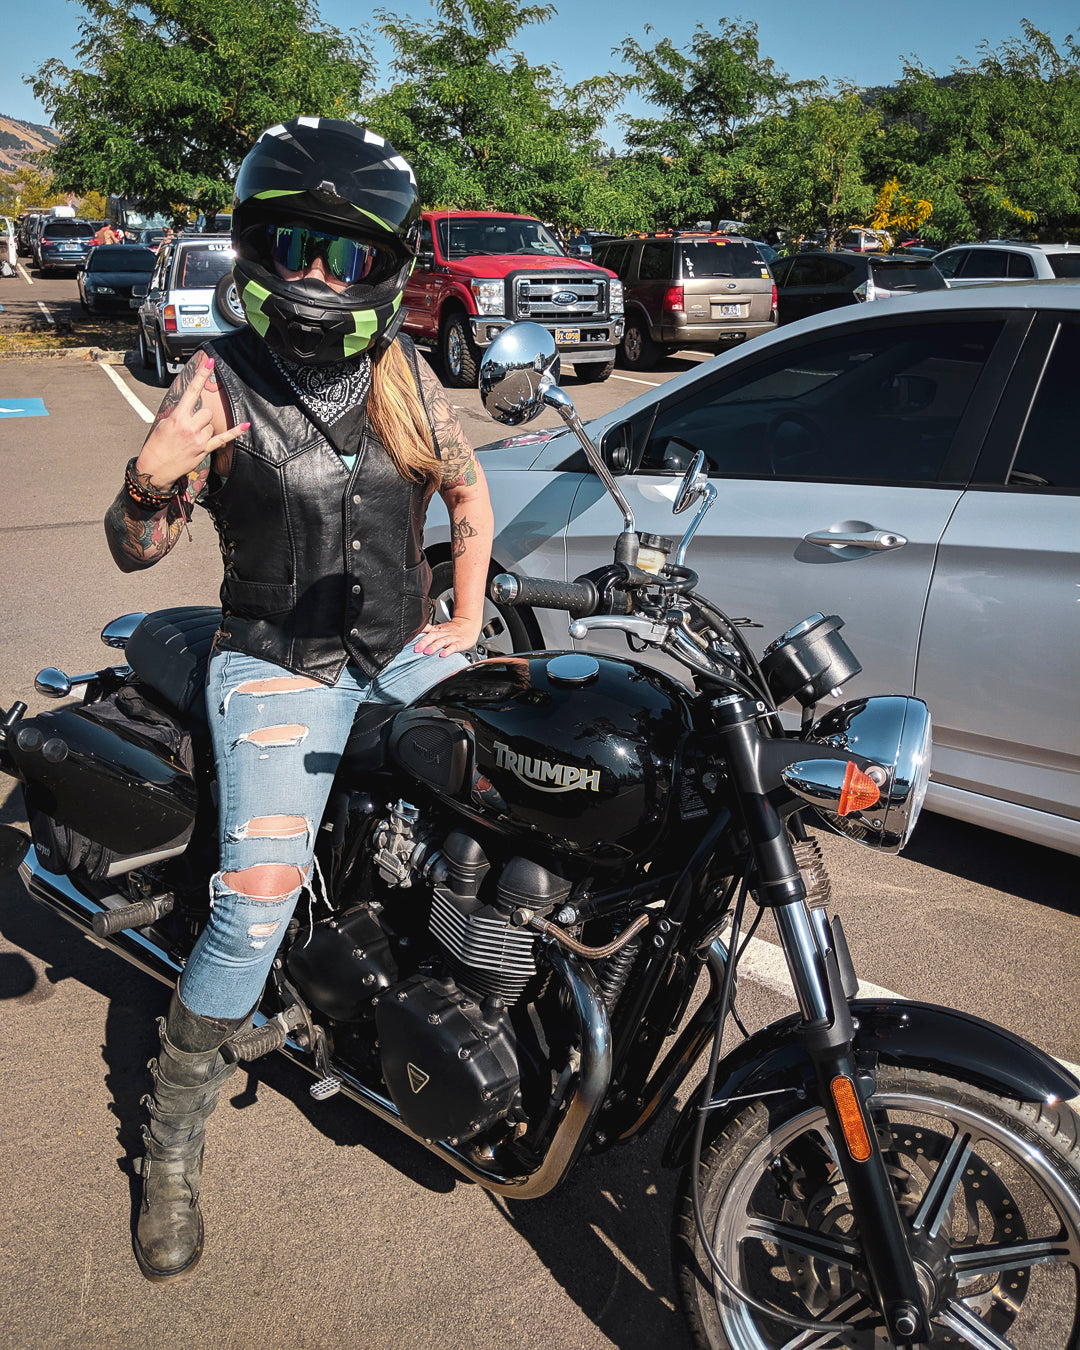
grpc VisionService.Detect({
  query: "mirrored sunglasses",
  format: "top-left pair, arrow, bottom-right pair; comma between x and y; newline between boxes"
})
267,224 -> 387,284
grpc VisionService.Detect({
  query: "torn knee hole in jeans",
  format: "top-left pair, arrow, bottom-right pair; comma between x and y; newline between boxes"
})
234,724 -> 309,749
221,675 -> 323,718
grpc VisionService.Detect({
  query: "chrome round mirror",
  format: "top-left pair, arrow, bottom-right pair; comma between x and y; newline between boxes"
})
35,668 -> 72,699
479,322 -> 561,426
673,446 -> 709,514
100,612 -> 147,650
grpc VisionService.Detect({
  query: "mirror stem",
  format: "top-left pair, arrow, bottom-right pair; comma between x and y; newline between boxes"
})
542,386 -> 636,535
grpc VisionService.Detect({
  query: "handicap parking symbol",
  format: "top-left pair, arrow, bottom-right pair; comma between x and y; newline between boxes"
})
0,399 -> 48,417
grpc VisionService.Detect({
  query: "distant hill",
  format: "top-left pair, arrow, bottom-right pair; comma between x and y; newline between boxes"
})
0,114 -> 59,176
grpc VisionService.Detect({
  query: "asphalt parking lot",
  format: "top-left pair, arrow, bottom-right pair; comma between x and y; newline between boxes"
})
1,263 -> 1078,1350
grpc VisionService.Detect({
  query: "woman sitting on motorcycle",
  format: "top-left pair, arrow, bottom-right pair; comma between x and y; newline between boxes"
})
103,118 -> 494,1283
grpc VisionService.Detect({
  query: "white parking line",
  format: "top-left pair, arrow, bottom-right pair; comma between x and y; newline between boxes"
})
99,362 -> 155,423
17,264 -> 33,284
611,374 -> 661,387
740,933 -> 1080,1094
36,301 -> 54,326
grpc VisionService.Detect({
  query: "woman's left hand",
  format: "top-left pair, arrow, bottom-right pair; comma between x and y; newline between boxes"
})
414,618 -> 481,657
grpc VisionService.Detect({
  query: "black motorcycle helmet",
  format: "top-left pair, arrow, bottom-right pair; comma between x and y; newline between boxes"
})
231,118 -> 421,364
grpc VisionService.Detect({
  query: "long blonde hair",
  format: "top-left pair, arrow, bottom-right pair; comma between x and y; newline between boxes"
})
368,341 -> 443,491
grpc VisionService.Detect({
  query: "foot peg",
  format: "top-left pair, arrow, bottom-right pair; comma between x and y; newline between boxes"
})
221,1004 -> 307,1063
92,893 -> 174,938
309,1075 -> 341,1101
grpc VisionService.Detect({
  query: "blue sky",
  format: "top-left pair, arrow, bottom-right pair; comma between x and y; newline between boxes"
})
3,0 -> 1076,143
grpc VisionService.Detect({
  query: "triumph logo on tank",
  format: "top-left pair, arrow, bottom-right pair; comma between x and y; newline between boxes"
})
493,741 -> 601,793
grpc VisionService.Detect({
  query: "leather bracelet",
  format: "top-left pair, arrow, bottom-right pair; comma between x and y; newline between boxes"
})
124,456 -> 178,508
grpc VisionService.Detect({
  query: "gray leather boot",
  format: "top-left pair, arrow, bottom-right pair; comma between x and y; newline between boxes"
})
134,989 -> 248,1282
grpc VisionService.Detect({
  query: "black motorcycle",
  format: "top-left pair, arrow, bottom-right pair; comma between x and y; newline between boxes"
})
2,323 -> 1078,1349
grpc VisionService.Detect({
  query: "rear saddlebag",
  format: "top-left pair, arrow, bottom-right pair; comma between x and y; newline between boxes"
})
13,685 -> 197,880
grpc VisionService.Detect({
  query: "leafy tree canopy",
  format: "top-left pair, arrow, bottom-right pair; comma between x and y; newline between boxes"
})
365,0 -> 621,226
29,0 -> 371,221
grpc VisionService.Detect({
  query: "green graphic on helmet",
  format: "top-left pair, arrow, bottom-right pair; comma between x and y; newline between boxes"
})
238,277 -> 272,337
342,291 -> 403,359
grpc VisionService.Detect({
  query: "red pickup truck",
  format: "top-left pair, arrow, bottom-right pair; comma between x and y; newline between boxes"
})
402,210 -> 624,386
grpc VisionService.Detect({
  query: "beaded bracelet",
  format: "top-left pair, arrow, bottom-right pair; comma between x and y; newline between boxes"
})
124,456 -> 179,509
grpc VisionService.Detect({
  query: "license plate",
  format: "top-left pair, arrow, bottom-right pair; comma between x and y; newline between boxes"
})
555,327 -> 580,343
181,315 -> 210,328
720,303 -> 741,317
59,243 -> 78,252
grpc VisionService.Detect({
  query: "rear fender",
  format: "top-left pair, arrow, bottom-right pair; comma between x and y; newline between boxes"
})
663,998 -> 1080,1169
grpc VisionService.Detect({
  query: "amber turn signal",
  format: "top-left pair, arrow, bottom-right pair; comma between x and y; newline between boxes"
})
837,760 -> 881,816
830,1074 -> 873,1161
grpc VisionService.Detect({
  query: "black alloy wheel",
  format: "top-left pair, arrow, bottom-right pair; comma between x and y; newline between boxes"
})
440,313 -> 480,388
619,315 -> 660,370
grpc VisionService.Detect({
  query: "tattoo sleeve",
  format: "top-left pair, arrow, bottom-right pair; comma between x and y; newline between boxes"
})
104,457 -> 212,573
417,358 -> 480,489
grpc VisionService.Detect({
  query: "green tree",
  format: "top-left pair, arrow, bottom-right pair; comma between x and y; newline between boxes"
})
365,0 -> 620,226
733,91 -> 882,247
615,19 -> 822,228
29,0 -> 372,220
880,23 -> 1080,241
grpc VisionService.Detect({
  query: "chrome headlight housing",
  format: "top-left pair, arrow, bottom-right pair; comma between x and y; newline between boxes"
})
608,278 -> 624,314
470,278 -> 505,316
781,696 -> 932,852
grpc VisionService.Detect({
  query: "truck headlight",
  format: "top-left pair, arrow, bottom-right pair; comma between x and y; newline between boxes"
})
608,278 -> 624,314
470,279 -> 504,316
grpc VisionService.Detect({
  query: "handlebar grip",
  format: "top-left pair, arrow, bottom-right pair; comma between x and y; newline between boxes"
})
491,573 -> 599,619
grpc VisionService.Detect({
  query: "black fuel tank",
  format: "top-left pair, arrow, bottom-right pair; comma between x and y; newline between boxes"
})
390,653 -> 691,867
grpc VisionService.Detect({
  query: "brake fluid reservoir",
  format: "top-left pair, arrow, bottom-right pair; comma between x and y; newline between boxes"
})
637,532 -> 674,575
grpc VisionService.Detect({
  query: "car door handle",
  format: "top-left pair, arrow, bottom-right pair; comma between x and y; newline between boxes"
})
804,528 -> 908,551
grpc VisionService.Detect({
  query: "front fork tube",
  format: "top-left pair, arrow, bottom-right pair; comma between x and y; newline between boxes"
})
775,897 -> 929,1345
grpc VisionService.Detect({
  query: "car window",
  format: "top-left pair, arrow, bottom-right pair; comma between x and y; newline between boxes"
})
89,247 -> 156,273
677,240 -> 767,280
1006,252 -> 1036,278
419,220 -> 434,254
1047,253 -> 1080,278
933,250 -> 965,279
770,256 -> 795,285
639,241 -> 673,281
784,256 -> 828,287
959,248 -> 1010,279
821,257 -> 857,285
177,246 -> 233,288
1009,319 -> 1080,490
870,260 -> 946,290
43,222 -> 94,238
640,319 -> 1005,484
595,242 -> 633,277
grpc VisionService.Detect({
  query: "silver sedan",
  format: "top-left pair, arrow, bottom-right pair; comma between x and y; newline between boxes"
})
427,287 -> 1079,857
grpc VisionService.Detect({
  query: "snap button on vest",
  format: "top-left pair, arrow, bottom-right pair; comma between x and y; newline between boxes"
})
351,540 -> 361,551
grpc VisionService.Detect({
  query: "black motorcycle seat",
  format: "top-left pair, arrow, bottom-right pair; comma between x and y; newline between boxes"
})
124,606 -> 401,773
125,606 -> 221,720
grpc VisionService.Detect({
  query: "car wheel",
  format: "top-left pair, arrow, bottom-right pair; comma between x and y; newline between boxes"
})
137,325 -> 152,370
439,314 -> 480,388
154,332 -> 171,387
79,297 -> 89,313
619,316 -> 660,370
573,360 -> 615,384
215,273 -> 246,328
427,559 -> 540,658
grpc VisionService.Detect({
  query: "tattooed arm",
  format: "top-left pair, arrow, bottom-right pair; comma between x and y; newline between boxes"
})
415,362 -> 495,657
104,352 -> 248,573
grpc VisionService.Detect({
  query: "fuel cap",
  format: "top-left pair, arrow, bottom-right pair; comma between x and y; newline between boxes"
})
546,654 -> 600,686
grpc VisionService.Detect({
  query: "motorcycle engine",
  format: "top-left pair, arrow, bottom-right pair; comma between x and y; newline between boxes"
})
290,808 -> 572,1144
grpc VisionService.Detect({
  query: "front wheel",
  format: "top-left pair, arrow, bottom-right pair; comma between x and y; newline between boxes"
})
674,1067 -> 1080,1349
427,559 -> 539,659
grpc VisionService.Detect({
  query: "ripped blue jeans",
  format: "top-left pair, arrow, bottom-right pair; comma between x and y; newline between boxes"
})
178,642 -> 467,1019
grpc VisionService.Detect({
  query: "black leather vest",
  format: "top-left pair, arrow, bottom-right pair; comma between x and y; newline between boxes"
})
202,328 -> 436,684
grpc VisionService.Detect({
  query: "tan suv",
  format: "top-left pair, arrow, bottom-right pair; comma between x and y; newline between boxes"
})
591,232 -> 776,370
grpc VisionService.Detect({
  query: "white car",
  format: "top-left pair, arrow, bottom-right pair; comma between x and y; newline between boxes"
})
426,287 -> 1080,857
935,240 -> 1080,285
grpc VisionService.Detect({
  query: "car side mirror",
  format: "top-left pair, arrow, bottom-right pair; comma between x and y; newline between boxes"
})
416,249 -> 434,268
